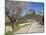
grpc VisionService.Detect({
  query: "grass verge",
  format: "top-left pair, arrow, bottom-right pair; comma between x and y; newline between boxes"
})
5,31 -> 14,35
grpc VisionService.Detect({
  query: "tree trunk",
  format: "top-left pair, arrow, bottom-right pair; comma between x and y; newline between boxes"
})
12,22 -> 15,30
8,16 -> 16,30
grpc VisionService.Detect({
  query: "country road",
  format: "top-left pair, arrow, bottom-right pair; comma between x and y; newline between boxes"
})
15,22 -> 32,33
14,20 -> 44,34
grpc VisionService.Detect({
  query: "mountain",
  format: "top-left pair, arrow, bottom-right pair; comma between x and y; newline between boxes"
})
25,9 -> 43,16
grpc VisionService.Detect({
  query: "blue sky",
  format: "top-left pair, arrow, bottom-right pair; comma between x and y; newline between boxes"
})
20,2 -> 44,16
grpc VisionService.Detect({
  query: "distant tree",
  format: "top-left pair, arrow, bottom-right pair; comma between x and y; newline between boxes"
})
41,16 -> 44,25
33,10 -> 35,15
30,9 -> 35,19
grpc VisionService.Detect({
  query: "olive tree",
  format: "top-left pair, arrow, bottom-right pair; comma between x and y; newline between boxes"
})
5,0 -> 27,30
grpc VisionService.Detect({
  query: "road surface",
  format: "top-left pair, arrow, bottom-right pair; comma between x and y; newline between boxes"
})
14,20 -> 44,34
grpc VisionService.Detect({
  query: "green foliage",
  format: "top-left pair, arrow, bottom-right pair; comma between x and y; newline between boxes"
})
16,13 -> 42,26
16,16 -> 28,25
5,31 -> 14,35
